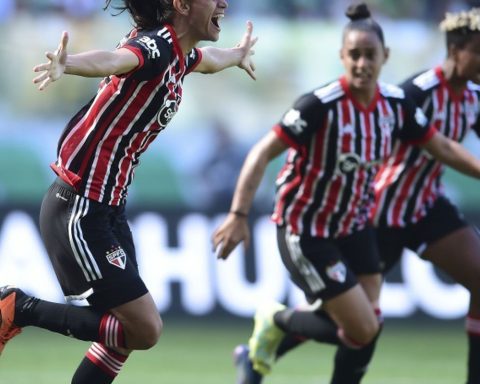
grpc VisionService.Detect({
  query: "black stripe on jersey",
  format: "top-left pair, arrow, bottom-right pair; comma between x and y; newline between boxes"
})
403,160 -> 437,220
66,76 -> 141,179
300,117 -> 339,232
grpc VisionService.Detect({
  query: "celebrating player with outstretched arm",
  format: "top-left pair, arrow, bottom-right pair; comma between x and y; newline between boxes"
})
0,1 -> 256,383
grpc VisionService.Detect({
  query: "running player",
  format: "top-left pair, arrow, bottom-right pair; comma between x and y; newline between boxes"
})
373,8 -> 480,384
212,3 -> 480,384
0,1 -> 257,383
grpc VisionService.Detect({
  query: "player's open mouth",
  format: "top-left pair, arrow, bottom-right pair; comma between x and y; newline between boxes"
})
211,14 -> 224,30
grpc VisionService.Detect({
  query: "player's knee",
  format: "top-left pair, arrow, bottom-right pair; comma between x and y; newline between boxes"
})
339,319 -> 379,348
126,315 -> 163,350
138,316 -> 163,349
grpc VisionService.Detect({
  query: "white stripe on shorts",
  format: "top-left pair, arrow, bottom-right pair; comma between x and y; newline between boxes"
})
68,195 -> 102,281
286,231 -> 325,294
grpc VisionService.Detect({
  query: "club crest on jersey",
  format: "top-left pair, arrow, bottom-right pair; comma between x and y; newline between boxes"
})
378,115 -> 394,132
337,153 -> 361,174
157,99 -> 178,128
106,246 -> 127,270
326,260 -> 347,283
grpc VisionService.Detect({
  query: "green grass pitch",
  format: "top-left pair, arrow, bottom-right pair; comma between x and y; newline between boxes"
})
0,318 -> 466,384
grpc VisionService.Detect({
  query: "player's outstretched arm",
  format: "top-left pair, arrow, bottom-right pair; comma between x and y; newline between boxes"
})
195,21 -> 258,80
421,131 -> 480,178
212,131 -> 287,260
33,31 -> 139,90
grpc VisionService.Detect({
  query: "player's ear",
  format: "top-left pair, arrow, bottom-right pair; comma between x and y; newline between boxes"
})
383,46 -> 390,64
173,0 -> 190,15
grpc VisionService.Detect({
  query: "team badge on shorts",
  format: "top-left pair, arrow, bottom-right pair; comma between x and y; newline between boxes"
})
326,260 -> 347,283
106,246 -> 127,270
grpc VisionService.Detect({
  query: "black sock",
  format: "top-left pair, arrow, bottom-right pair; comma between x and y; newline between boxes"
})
330,326 -> 382,384
71,343 -> 128,384
15,296 -> 103,341
274,308 -> 339,345
467,333 -> 480,384
275,333 -> 306,360
72,357 -> 114,384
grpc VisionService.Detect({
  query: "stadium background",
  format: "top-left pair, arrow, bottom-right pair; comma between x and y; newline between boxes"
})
0,1 -> 479,382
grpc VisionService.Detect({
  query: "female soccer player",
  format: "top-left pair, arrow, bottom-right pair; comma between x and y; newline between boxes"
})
212,3 -> 480,384
373,8 -> 480,384
0,0 -> 256,383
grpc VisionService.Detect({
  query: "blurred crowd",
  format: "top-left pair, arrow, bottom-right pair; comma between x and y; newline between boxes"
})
1,0 -> 480,22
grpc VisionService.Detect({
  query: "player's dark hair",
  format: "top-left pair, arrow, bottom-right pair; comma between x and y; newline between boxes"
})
104,0 -> 176,30
343,3 -> 385,46
446,29 -> 480,49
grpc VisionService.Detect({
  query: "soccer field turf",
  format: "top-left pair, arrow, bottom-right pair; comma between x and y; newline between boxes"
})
0,318 -> 466,384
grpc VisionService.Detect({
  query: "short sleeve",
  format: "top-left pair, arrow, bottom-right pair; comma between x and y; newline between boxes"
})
397,96 -> 436,145
185,48 -> 202,74
121,30 -> 172,80
273,93 -> 325,149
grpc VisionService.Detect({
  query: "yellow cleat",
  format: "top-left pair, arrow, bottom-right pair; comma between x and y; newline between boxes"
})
248,301 -> 286,375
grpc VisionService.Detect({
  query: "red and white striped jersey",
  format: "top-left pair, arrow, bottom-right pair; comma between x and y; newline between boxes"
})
272,76 -> 434,238
51,24 -> 202,205
373,66 -> 480,227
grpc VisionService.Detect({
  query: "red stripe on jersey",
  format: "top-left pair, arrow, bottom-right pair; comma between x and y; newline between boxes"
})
288,118 -> 328,234
391,156 -> 428,227
273,124 -> 302,151
272,152 -> 305,227
313,177 -> 343,237
372,143 -> 409,221
111,130 -> 158,205
85,74 -> 166,201
167,24 -> 186,73
61,76 -> 138,181
338,169 -> 366,236
121,45 -> 145,74
413,163 -> 442,222
340,99 -> 352,152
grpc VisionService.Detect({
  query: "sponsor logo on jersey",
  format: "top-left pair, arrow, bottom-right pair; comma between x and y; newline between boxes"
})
157,99 -> 178,128
137,36 -> 161,59
338,153 -> 361,173
337,153 -> 382,174
106,246 -> 127,270
282,109 -> 307,134
326,260 -> 347,283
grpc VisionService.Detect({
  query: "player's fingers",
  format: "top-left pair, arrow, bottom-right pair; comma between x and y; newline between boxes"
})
33,63 -> 49,72
33,72 -> 49,84
249,36 -> 259,48
245,20 -> 253,35
60,31 -> 69,50
45,51 -> 56,61
39,77 -> 52,91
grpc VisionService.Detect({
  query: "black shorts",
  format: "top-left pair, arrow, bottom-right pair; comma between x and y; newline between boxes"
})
39,178 -> 148,310
276,225 -> 381,301
376,196 -> 468,274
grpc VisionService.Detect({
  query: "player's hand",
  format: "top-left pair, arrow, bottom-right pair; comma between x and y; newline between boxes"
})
212,213 -> 251,260
33,31 -> 69,90
236,20 -> 258,81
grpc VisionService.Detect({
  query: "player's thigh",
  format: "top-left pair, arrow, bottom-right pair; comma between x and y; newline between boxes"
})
357,273 -> 382,306
423,226 -> 480,289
